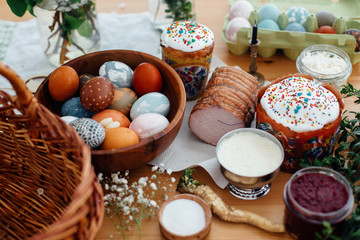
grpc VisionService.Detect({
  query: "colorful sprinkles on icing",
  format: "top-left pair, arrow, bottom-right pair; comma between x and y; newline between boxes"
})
260,76 -> 340,132
161,21 -> 214,52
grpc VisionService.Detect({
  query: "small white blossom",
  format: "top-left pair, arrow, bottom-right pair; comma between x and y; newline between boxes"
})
150,182 -> 157,190
98,173 -> 103,182
150,200 -> 157,207
37,188 -> 44,195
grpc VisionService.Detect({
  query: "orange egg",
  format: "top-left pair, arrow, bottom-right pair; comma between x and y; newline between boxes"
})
101,127 -> 139,150
48,66 -> 79,102
92,109 -> 130,128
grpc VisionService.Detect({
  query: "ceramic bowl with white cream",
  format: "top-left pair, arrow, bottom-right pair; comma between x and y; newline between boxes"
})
216,128 -> 284,200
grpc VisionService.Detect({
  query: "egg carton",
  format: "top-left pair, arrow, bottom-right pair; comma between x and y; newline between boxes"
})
223,0 -> 360,64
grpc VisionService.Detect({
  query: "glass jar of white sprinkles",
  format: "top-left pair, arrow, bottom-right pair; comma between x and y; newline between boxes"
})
296,44 -> 352,91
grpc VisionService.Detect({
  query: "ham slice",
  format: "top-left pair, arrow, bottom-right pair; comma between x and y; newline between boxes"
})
188,66 -> 259,145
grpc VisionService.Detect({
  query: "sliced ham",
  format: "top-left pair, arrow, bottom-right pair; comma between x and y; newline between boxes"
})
188,66 -> 259,145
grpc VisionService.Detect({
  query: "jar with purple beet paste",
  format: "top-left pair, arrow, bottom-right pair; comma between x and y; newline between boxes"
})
283,167 -> 354,239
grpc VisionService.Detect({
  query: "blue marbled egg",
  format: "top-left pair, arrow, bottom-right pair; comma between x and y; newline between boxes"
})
99,61 -> 133,88
287,6 -> 309,25
69,118 -> 105,149
284,22 -> 306,32
61,97 -> 95,118
258,19 -> 280,30
259,3 -> 280,22
130,92 -> 170,120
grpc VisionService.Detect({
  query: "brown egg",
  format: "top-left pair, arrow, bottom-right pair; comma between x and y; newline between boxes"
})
80,76 -> 114,112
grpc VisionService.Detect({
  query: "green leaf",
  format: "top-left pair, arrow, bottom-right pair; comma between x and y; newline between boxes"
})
77,20 -> 93,38
64,14 -> 85,30
6,0 -> 27,17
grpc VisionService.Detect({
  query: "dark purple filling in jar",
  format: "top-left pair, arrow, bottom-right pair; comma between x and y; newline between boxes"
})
283,167 -> 354,240
290,173 -> 348,213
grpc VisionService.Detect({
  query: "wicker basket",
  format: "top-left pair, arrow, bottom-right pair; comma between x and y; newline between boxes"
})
0,62 -> 104,239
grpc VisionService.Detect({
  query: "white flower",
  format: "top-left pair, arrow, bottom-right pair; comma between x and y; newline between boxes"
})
98,173 -> 103,182
150,182 -> 157,190
138,177 -> 148,187
37,188 -> 44,195
150,200 -> 157,207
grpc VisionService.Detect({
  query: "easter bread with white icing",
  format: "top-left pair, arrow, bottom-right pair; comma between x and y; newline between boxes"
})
256,73 -> 344,172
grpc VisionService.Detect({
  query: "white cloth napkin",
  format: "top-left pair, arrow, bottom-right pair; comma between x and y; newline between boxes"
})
0,11 -> 229,189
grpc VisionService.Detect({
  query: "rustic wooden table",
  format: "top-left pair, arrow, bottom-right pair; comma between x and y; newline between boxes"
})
1,0 -> 359,239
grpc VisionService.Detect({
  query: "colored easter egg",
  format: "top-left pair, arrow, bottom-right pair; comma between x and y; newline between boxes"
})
344,29 -> 360,52
70,118 -> 105,149
108,88 -> 138,115
99,61 -> 133,88
258,19 -> 280,31
80,76 -> 115,112
92,109 -> 131,129
287,6 -> 309,25
61,116 -> 78,125
316,25 -> 337,34
61,97 -> 95,118
132,62 -> 163,96
259,3 -> 280,22
225,17 -> 251,43
101,127 -> 139,150
284,22 -> 306,32
48,65 -> 79,102
229,0 -> 254,20
130,92 -> 170,120
129,113 -> 169,139
78,73 -> 94,91
316,11 -> 336,27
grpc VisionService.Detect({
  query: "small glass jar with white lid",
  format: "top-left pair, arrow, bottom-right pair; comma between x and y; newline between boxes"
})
296,44 -> 352,91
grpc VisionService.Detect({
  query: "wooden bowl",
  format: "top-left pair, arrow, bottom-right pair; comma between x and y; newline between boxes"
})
35,50 -> 186,173
158,194 -> 212,240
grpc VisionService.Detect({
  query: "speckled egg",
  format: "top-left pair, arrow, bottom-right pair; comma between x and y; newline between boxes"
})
61,116 -> 78,125
259,3 -> 280,22
99,61 -> 134,88
287,6 -> 309,25
229,0 -> 254,20
69,118 -> 105,149
108,88 -> 138,115
130,92 -> 170,120
80,76 -> 115,112
225,17 -> 251,43
258,19 -> 280,31
129,113 -> 169,139
284,22 -> 306,32
316,11 -> 336,27
344,29 -> 360,52
61,97 -> 95,118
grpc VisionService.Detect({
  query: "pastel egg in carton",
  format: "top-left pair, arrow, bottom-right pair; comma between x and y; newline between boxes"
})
222,0 -> 360,64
